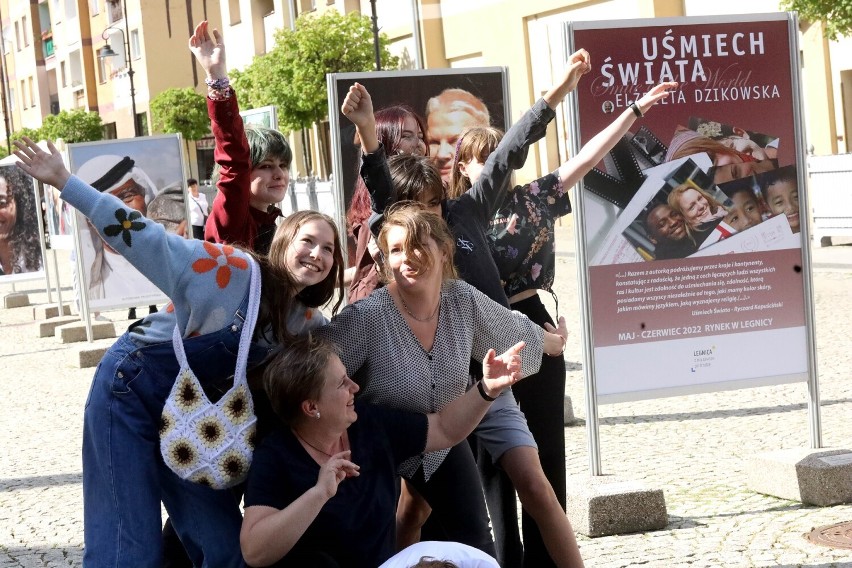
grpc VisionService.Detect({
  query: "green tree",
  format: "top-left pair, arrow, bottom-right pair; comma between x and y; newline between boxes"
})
11,126 -> 44,143
780,0 -> 852,40
150,87 -> 210,178
40,109 -> 103,143
233,10 -> 399,173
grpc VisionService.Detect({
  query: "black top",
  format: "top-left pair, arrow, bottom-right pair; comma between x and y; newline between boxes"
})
243,402 -> 428,567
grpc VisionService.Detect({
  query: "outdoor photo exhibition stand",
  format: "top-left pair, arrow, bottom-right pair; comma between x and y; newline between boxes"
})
565,12 -> 846,535
67,134 -> 188,343
326,67 -> 510,262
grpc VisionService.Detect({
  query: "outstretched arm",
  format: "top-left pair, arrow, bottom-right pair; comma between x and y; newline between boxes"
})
543,48 -> 591,109
465,52 -> 591,221
190,20 -> 255,247
342,83 -> 393,234
558,81 -> 678,188
425,342 -> 525,452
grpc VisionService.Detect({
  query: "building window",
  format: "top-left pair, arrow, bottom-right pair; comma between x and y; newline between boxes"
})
300,0 -> 316,11
228,0 -> 240,25
97,55 -> 107,84
106,0 -> 122,24
136,112 -> 148,136
28,77 -> 35,107
14,21 -> 20,51
60,61 -> 67,87
20,80 -> 26,109
102,122 -> 117,139
22,16 -> 29,46
8,87 -> 14,111
130,29 -> 140,59
89,0 -> 99,16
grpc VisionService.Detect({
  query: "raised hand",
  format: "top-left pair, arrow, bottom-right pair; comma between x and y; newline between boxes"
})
635,81 -> 679,116
188,20 -> 226,80
481,341 -> 525,396
341,83 -> 375,130
544,49 -> 591,108
315,450 -> 360,500
13,137 -> 71,190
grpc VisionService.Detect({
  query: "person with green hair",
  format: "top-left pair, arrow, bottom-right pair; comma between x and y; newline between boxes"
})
192,20 -> 293,255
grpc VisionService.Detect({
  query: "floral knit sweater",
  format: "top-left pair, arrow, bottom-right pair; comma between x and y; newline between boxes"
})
61,175 -> 322,345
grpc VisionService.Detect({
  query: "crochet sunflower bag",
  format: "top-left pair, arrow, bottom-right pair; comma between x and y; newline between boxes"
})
159,256 -> 260,490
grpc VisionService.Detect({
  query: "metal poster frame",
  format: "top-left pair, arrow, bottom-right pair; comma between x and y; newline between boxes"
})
564,13 -> 822,475
66,134 -> 189,340
326,67 -> 511,261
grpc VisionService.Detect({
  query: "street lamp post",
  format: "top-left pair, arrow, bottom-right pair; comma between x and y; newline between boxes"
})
97,0 -> 139,137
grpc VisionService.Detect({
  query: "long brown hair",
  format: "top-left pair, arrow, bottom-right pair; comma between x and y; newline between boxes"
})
377,201 -> 457,283
448,126 -> 503,199
256,210 -> 344,343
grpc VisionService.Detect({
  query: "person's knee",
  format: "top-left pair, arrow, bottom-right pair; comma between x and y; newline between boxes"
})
501,448 -> 558,510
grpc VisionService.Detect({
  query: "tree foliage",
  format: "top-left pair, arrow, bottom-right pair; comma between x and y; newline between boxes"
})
780,0 -> 852,40
39,109 -> 103,143
10,126 -> 43,143
233,10 -> 399,133
150,87 -> 210,140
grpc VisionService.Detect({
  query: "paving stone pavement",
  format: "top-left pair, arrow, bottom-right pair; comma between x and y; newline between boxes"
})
1,233 -> 851,567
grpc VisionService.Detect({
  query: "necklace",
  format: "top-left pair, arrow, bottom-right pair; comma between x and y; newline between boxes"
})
398,290 -> 440,322
292,429 -> 338,459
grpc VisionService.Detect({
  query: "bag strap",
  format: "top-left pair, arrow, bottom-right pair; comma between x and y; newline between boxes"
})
172,254 -> 261,385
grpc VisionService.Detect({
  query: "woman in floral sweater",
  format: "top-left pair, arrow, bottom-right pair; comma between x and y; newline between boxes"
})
13,137 -> 344,568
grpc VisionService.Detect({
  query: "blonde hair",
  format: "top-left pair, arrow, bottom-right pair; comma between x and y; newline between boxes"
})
377,201 -> 457,282
667,182 -> 726,230
448,126 -> 503,199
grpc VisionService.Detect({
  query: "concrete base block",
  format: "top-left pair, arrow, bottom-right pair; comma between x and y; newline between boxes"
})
55,321 -> 116,343
563,395 -> 577,426
566,475 -> 667,537
3,292 -> 30,308
67,344 -> 110,368
746,448 -> 852,506
33,304 -> 72,320
36,316 -> 80,338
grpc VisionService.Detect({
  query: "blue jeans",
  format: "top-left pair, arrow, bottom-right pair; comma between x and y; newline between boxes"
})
82,299 -> 269,567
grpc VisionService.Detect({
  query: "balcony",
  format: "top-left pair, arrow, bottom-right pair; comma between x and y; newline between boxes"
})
42,30 -> 54,57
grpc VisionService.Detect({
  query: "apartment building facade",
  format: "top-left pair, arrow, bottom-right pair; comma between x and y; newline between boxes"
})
2,1 -> 849,185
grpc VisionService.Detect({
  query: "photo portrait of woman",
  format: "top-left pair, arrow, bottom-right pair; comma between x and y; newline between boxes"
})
0,165 -> 43,277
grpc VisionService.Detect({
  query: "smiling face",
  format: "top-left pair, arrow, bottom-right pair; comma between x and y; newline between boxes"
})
315,354 -> 359,428
249,157 -> 290,210
676,188 -> 713,226
646,204 -> 687,242
0,177 -> 17,238
765,179 -> 800,233
724,190 -> 764,232
384,224 -> 443,292
398,115 -> 427,156
285,219 -> 336,290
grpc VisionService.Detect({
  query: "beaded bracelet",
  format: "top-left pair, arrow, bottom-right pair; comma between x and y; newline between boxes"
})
205,76 -> 230,90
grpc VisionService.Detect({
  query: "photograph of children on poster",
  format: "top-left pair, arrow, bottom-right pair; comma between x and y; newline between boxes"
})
68,135 -> 187,311
568,13 -> 809,401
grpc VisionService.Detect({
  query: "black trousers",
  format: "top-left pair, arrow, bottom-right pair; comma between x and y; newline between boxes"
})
510,293 -> 567,567
408,439 -> 497,558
